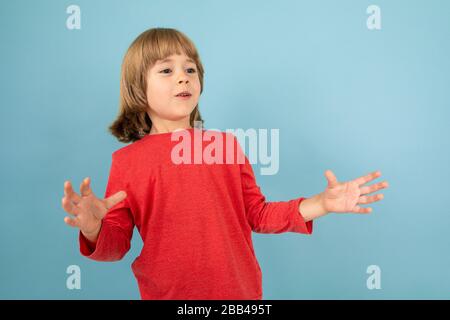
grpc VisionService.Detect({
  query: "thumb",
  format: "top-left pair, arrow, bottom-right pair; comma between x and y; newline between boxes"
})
104,191 -> 127,210
325,170 -> 339,188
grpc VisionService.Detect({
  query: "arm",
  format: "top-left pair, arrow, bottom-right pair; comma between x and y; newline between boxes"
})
236,136 -> 313,234
299,192 -> 328,222
62,152 -> 135,262
78,153 -> 135,261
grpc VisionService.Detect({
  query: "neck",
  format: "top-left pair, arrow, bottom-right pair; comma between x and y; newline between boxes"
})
148,117 -> 192,135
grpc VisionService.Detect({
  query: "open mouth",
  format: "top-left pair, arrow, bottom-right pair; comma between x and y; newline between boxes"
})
175,91 -> 192,97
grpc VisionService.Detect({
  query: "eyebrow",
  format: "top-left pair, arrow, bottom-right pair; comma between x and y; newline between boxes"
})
157,58 -> 196,64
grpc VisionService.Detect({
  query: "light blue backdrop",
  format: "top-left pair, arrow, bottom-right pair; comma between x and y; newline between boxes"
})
1,0 -> 449,299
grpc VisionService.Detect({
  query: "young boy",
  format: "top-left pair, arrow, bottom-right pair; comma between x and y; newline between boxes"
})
62,28 -> 389,300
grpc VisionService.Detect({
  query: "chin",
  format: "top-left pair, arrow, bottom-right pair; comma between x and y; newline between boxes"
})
164,111 -> 194,121
170,106 -> 196,118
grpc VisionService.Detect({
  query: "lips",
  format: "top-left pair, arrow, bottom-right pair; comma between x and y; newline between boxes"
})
175,91 -> 192,97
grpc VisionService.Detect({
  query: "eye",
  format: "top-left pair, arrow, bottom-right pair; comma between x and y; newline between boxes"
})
160,68 -> 171,74
187,68 -> 197,73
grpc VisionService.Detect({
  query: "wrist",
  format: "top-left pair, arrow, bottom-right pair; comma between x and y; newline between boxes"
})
299,193 -> 329,222
82,223 -> 102,243
316,192 -> 329,215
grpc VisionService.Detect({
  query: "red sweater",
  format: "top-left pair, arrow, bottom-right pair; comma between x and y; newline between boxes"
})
79,128 -> 313,299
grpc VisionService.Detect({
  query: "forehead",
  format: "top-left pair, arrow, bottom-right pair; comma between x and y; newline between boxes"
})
155,54 -> 195,65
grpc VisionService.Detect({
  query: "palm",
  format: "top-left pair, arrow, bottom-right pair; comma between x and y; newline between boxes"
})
74,193 -> 108,233
322,170 -> 389,214
61,177 -> 127,234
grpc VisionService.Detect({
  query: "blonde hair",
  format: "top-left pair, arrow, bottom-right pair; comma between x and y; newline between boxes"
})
109,28 -> 205,143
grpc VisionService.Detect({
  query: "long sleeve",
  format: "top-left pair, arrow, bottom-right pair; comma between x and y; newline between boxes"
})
236,136 -> 313,234
79,153 -> 135,261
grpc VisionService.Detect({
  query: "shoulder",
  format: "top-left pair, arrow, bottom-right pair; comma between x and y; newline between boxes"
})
110,137 -> 150,163
110,129 -> 241,160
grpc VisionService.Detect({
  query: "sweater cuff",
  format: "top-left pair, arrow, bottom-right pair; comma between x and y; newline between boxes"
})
292,197 -> 313,234
79,223 -> 106,258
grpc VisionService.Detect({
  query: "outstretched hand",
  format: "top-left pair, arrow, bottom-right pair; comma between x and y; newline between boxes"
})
320,170 -> 389,214
61,177 -> 127,237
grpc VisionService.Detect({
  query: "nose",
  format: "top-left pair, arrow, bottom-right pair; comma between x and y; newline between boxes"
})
177,70 -> 190,84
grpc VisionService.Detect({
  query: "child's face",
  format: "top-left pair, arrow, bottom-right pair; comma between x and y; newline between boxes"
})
146,53 -> 201,124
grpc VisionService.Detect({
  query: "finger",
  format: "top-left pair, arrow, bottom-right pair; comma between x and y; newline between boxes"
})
104,191 -> 127,210
61,196 -> 80,215
64,181 -> 81,204
64,216 -> 79,228
354,170 -> 382,186
358,193 -> 384,204
360,181 -> 389,195
351,205 -> 372,214
324,170 -> 339,188
80,177 -> 93,197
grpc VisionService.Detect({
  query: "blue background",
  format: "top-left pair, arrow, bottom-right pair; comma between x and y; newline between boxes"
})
1,0 -> 449,299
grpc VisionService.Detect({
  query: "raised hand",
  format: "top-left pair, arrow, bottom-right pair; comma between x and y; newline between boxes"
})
320,170 -> 389,214
61,177 -> 127,240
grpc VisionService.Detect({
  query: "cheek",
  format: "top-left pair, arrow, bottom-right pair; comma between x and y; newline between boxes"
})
147,81 -> 171,103
193,77 -> 202,95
